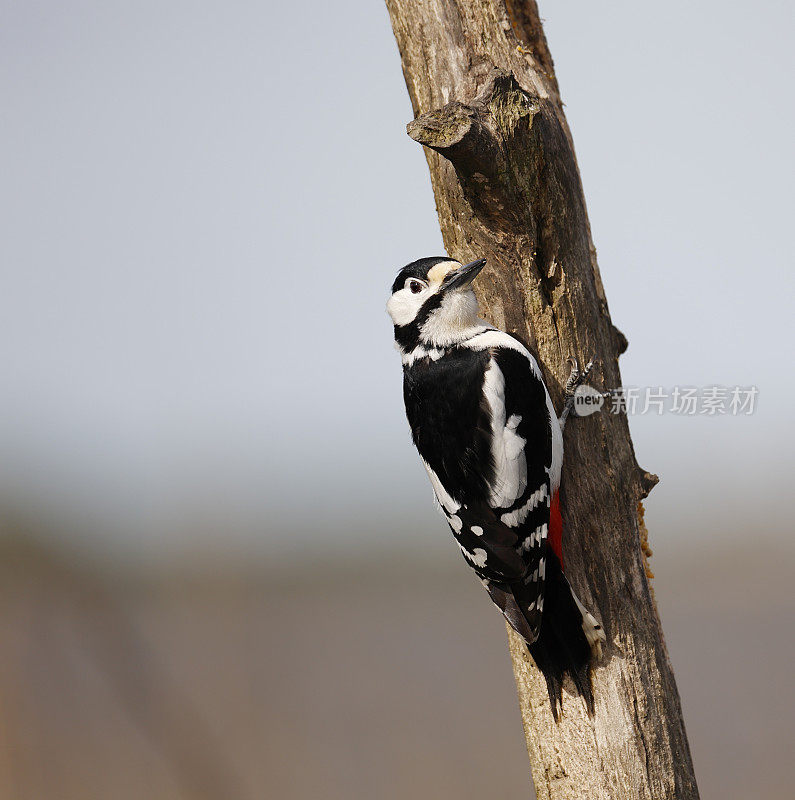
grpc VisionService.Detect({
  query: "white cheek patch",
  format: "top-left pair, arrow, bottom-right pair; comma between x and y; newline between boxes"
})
386,289 -> 424,327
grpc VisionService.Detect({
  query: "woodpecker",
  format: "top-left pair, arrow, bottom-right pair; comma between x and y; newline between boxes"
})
387,255 -> 605,718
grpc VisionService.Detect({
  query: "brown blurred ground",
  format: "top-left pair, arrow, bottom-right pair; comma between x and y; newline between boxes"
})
0,532 -> 792,800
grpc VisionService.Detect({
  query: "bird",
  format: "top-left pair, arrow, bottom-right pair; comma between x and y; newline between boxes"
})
387,255 -> 606,719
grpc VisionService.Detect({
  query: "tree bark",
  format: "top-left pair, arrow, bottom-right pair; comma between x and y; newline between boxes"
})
384,2 -> 699,798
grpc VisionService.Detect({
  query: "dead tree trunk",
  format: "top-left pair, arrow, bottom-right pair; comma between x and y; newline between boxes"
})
384,2 -> 699,798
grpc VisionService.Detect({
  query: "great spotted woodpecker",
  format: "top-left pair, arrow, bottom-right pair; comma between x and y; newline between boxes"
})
387,256 -> 605,718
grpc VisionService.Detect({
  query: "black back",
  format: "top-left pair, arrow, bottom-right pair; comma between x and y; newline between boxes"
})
403,345 -> 494,502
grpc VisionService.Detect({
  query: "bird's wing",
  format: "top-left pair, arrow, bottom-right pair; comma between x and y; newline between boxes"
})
450,341 -> 556,641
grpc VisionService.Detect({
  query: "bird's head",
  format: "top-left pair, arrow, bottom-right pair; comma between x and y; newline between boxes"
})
387,256 -> 486,352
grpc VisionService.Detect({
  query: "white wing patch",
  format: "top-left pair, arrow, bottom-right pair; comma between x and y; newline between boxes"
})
465,329 -> 563,492
421,458 -> 461,515
482,358 -> 528,508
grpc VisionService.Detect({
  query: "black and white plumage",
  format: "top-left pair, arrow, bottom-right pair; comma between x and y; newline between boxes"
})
388,256 -> 605,718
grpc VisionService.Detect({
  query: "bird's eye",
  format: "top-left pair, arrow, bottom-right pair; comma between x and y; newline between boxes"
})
408,280 -> 424,294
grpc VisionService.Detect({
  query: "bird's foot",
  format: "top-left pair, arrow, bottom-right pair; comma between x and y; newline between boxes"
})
564,356 -> 594,398
559,356 -> 596,428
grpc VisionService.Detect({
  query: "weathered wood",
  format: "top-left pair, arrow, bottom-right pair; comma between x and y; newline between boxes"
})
384,2 -> 699,798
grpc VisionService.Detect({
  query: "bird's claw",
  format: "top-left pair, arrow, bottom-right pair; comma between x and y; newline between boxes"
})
564,357 -> 580,396
559,356 -> 598,429
564,356 -> 596,401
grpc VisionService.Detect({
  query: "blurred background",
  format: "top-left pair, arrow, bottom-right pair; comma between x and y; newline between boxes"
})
1,1 -> 793,798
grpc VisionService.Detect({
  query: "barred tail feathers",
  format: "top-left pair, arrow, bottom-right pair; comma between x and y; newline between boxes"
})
526,553 -> 605,720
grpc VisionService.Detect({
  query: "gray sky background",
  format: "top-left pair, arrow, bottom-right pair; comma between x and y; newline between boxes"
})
1,1 -> 793,565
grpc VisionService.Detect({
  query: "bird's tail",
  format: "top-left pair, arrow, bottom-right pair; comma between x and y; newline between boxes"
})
526,553 -> 605,720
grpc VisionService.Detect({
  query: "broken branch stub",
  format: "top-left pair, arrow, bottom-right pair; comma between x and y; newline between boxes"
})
407,71 -> 540,231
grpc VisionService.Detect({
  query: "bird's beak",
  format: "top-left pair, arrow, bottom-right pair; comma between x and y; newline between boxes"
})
441,258 -> 486,291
